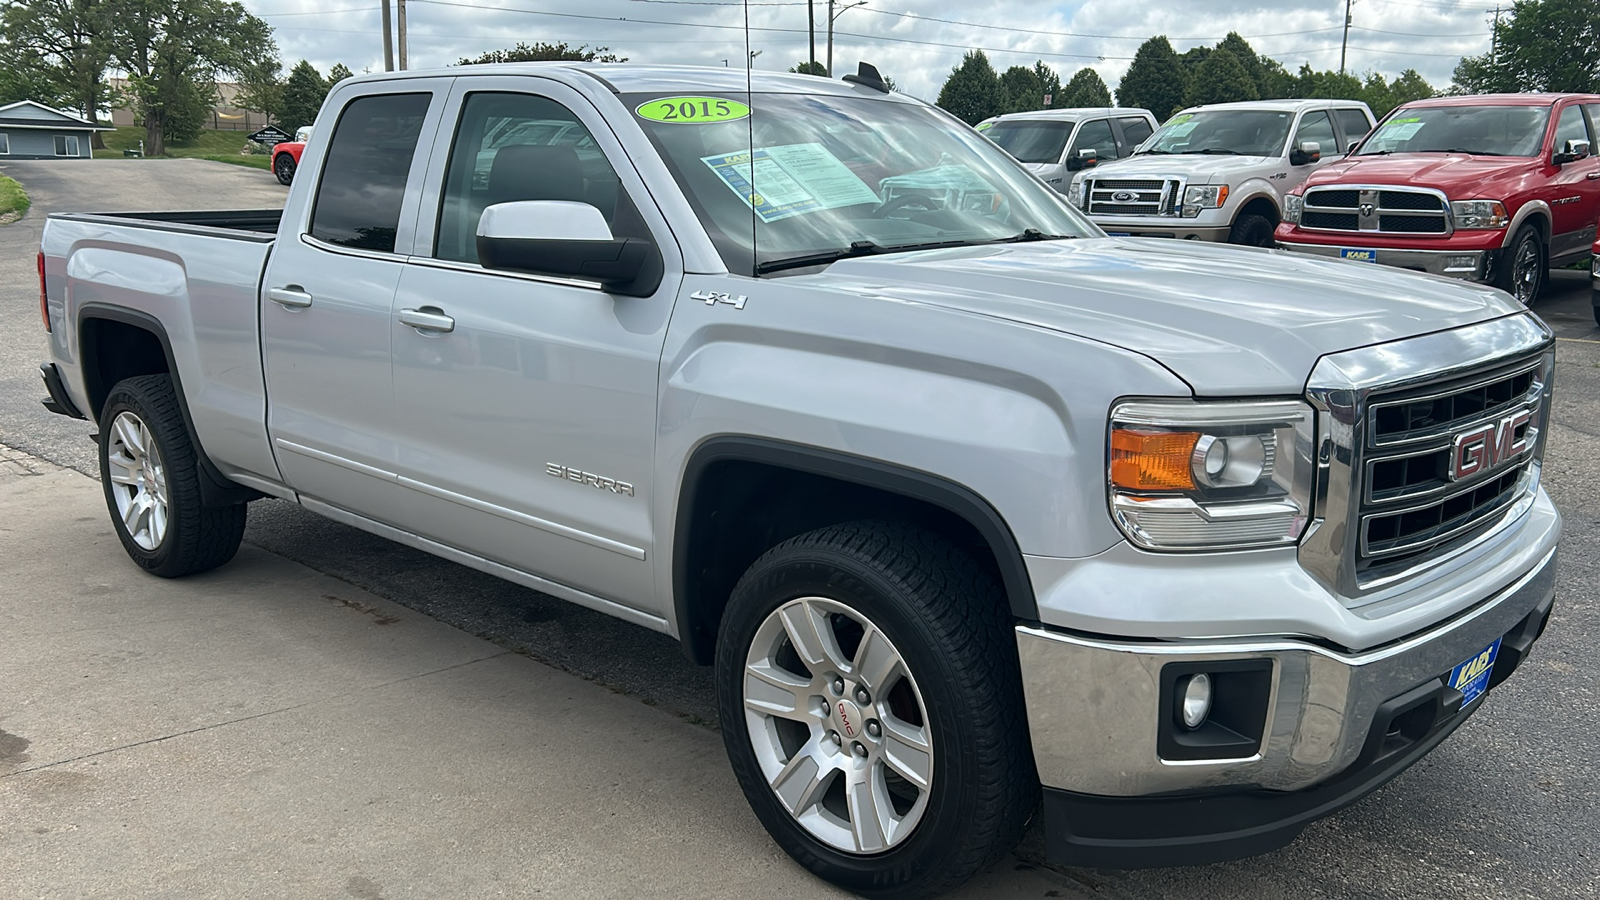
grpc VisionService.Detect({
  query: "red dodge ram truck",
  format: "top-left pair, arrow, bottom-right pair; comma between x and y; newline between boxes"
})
1277,93 -> 1600,305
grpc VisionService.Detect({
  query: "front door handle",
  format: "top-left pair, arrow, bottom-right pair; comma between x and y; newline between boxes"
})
268,287 -> 313,308
1587,172 -> 1600,180
398,307 -> 456,334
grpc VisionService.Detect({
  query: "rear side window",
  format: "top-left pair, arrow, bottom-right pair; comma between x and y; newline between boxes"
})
1334,108 -> 1371,146
309,92 -> 431,252
1118,116 -> 1153,150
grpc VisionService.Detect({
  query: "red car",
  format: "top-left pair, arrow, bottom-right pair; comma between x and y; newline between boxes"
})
271,126 -> 313,185
1277,93 -> 1600,306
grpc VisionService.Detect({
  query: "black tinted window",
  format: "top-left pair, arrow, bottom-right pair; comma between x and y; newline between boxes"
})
984,120 -> 1074,164
309,93 -> 430,252
1334,108 -> 1370,146
1118,117 -> 1153,149
1072,119 -> 1118,162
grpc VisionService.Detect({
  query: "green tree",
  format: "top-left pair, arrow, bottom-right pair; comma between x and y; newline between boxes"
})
788,61 -> 827,76
0,0 -> 115,146
1117,36 -> 1188,121
233,54 -> 282,128
457,41 -> 624,65
1386,69 -> 1435,110
1059,67 -> 1111,107
1031,61 -> 1061,107
1186,47 -> 1257,107
1452,0 -> 1599,93
276,59 -> 326,133
936,49 -> 1002,125
998,64 -> 1043,113
327,62 -> 353,85
1214,32 -> 1267,96
105,0 -> 277,155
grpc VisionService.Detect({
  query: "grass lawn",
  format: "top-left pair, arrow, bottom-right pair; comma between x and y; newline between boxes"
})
0,175 -> 30,222
94,126 -> 272,169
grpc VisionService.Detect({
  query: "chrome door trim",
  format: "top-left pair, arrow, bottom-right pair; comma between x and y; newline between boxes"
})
403,254 -> 607,292
274,438 -> 645,559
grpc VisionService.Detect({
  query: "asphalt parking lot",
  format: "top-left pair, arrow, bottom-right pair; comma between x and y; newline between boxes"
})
2,158 -> 1598,899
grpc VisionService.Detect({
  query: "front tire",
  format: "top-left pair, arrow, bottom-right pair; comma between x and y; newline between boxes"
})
98,375 -> 246,577
1495,224 -> 1544,305
1228,212 -> 1275,247
715,522 -> 1035,899
273,153 -> 296,185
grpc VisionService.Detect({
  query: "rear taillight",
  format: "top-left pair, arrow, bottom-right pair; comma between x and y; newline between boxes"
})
37,250 -> 50,332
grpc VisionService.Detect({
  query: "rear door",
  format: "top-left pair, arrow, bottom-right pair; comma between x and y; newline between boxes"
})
261,80 -> 450,525
386,76 -> 683,617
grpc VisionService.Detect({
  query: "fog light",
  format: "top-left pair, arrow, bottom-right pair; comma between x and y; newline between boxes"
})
1445,254 -> 1478,270
1180,673 -> 1212,729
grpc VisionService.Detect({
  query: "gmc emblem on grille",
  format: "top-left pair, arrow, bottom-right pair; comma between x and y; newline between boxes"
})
1450,409 -> 1533,481
1112,191 -> 1137,202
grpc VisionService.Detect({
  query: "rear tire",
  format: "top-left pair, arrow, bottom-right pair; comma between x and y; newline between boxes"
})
1228,212 -> 1276,247
98,375 -> 247,577
273,153 -> 296,185
1495,224 -> 1544,306
715,521 -> 1036,899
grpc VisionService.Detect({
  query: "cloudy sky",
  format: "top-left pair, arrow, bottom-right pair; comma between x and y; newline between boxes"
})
243,0 -> 1505,100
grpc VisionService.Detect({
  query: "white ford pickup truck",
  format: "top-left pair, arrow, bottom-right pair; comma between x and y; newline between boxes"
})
38,64 -> 1559,898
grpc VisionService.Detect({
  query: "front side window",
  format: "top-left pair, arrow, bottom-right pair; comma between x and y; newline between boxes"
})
1553,103 -> 1590,155
1138,110 -> 1294,158
1356,105 -> 1550,157
1070,119 -> 1119,162
309,92 -> 430,252
984,119 -> 1075,164
435,91 -> 637,264
625,92 -> 1095,275
1293,111 -> 1336,153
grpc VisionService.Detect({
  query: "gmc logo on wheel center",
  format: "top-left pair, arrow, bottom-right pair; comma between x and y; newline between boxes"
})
1450,408 -> 1533,481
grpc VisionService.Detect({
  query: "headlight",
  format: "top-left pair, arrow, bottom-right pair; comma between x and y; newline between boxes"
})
1592,255 -> 1600,277
1108,399 -> 1315,551
1181,185 -> 1229,217
1069,180 -> 1087,209
1283,193 -> 1302,224
1449,199 -> 1509,229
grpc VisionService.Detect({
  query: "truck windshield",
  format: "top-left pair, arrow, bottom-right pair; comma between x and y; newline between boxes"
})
1138,110 -> 1293,158
1355,105 -> 1550,157
983,120 -> 1075,164
623,92 -> 1095,275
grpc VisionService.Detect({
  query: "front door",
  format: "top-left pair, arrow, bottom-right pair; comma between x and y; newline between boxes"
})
261,82 -> 450,525
388,77 -> 682,616
1546,101 -> 1600,259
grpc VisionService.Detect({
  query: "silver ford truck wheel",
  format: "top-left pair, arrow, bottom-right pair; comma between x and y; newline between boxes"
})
716,522 -> 1035,899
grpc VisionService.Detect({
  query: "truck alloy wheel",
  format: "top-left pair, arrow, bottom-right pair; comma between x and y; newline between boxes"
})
97,374 -> 247,577
1496,225 -> 1544,305
715,522 -> 1035,898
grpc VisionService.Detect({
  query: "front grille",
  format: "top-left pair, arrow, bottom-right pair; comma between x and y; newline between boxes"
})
1354,359 -> 1544,579
1300,186 -> 1450,235
1087,178 -> 1181,217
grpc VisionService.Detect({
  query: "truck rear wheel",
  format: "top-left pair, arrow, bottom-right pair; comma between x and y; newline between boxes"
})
98,375 -> 246,577
1495,224 -> 1544,305
715,521 -> 1035,899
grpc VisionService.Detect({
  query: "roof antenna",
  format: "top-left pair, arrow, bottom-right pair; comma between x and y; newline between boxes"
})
744,0 -> 757,278
843,61 -> 890,93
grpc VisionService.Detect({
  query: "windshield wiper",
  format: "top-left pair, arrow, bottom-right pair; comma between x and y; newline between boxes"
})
1136,149 -> 1172,155
1178,148 -> 1241,155
997,228 -> 1074,242
1416,148 -> 1507,156
755,240 -> 886,274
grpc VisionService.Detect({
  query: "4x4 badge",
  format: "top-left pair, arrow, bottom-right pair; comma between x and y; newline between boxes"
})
692,289 -> 747,310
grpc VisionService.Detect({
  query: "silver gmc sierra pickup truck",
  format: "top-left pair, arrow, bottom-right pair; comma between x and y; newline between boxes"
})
37,64 -> 1560,899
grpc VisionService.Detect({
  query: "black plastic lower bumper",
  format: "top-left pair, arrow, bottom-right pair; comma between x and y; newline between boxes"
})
40,363 -> 86,420
1040,592 -> 1555,869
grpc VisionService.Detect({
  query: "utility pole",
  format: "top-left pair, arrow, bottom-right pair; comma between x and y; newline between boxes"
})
1339,0 -> 1353,77
808,1 -> 816,75
380,0 -> 394,72
1489,5 -> 1502,64
827,0 -> 866,80
397,0 -> 408,70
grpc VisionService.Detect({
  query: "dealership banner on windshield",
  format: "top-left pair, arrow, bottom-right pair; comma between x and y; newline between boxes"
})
701,143 -> 879,223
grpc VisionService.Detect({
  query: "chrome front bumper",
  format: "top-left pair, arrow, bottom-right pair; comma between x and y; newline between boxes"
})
1278,241 -> 1492,280
1015,544 -> 1557,797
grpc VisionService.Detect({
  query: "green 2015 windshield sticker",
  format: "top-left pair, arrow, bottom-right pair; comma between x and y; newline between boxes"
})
636,96 -> 750,124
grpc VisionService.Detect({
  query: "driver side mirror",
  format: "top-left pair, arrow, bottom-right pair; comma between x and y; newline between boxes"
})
1289,141 -> 1322,166
1066,148 -> 1098,171
477,201 -> 660,297
1554,138 -> 1592,165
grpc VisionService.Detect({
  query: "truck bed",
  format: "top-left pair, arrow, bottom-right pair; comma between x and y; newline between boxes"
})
49,208 -> 283,238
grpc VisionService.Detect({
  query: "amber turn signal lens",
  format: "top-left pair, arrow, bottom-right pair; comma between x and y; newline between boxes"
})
1111,428 -> 1200,490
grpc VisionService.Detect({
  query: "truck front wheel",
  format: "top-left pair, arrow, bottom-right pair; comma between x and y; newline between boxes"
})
715,521 -> 1036,899
1228,212 -> 1276,247
98,374 -> 246,577
1496,224 -> 1544,305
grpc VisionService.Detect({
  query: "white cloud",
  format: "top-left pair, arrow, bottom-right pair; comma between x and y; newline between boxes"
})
245,0 -> 1500,100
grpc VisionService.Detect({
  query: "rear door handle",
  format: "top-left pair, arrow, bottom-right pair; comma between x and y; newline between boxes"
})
398,307 -> 456,333
268,287 -> 313,309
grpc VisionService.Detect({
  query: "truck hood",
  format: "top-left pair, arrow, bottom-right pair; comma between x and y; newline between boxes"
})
1080,153 -> 1276,184
1304,153 -> 1530,197
805,238 -> 1520,395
